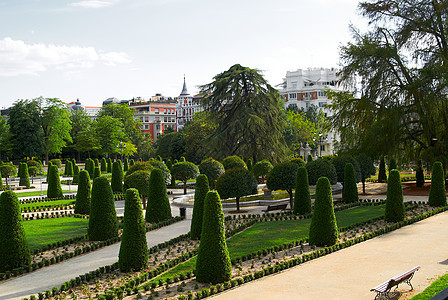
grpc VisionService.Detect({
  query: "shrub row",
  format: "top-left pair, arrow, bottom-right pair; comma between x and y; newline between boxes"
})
19,194 -> 76,203
366,175 -> 431,183
22,211 -> 80,221
21,203 -> 75,213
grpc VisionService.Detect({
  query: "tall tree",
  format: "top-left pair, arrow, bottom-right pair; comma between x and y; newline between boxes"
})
0,116 -> 12,161
70,109 -> 95,161
200,64 -> 288,163
93,115 -> 125,157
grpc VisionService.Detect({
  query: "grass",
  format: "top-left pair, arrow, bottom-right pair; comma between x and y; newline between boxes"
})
20,199 -> 75,210
23,217 -> 88,251
16,190 -> 71,198
411,272 -> 448,299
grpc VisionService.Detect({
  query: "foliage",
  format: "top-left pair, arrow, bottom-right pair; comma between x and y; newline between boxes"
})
19,163 -> 30,188
428,161 -> 447,207
72,164 -> 80,184
284,110 -> 319,154
331,156 -> 361,184
195,191 -> 232,284
93,115 -> 126,156
85,158 -> 94,179
246,159 -> 253,171
155,132 -> 186,161
343,163 -> 359,203
290,157 -> 306,167
88,176 -> 119,241
198,157 -> 225,189
307,154 -> 313,162
47,165 -> 63,199
111,161 -> 123,193
126,162 -> 154,177
222,155 -> 247,171
93,166 -> 101,179
171,161 -> 199,194
49,159 -> 62,168
0,162 -> 16,182
130,159 -> 135,167
200,64 -> 288,163
118,188 -> 148,272
94,158 -> 99,168
145,169 -> 172,223
0,171 -> 2,189
252,159 -> 273,181
416,160 -> 425,188
27,160 -> 43,175
148,159 -> 171,186
216,167 -> 257,211
190,174 -> 210,240
355,154 -> 376,194
123,170 -> 151,208
266,162 -> 299,209
0,191 -> 31,272
378,157 -> 387,183
306,158 -> 337,185
107,158 -> 112,173
74,170 -> 91,215
0,115 -> 13,161
389,158 -> 397,171
385,170 -> 405,222
70,108 -> 96,158
294,166 -> 311,215
101,158 -> 107,173
65,160 -> 74,177
123,157 -> 129,172
309,177 -> 338,246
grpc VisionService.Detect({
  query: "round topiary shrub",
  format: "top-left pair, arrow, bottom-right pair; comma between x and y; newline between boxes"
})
190,174 -> 210,240
171,161 -> 200,194
307,154 -> 313,162
342,163 -> 359,203
290,157 -> 306,167
385,169 -> 405,222
266,162 -> 299,209
88,176 -> 119,241
101,158 -> 107,173
306,158 -> 337,186
124,170 -> 151,209
0,190 -> 31,272
428,161 -> 447,207
199,157 -> 225,189
126,162 -> 154,177
118,188 -> 149,272
252,160 -> 273,182
378,157 -> 387,183
222,155 -> 247,171
309,177 -> 338,246
19,163 -> 30,188
49,159 -> 62,168
148,159 -> 172,186
331,156 -> 361,184
195,191 -> 232,284
93,167 -> 101,179
415,160 -> 425,188
0,162 -> 16,186
145,169 -> 172,223
75,170 -> 91,215
294,166 -> 311,215
216,167 -> 257,212
111,161 -> 123,193
27,160 -> 43,175
47,165 -> 63,199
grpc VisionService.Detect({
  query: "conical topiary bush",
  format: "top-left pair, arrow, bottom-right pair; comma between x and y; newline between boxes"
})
0,190 -> 31,272
75,170 -> 91,215
190,174 -> 210,240
342,163 -> 359,203
385,169 -> 405,222
294,166 -> 311,215
19,163 -> 30,188
130,159 -> 135,167
88,176 -> 119,241
46,161 -> 53,183
428,161 -> 447,207
389,158 -> 397,171
111,161 -> 123,193
94,158 -> 99,168
93,167 -> 101,179
0,170 -> 3,189
309,177 -> 338,246
107,158 -> 112,173
66,161 -> 74,177
145,168 -> 172,223
124,158 -> 129,172
101,158 -> 107,173
47,165 -> 63,199
416,160 -> 425,188
73,164 -> 80,184
378,157 -> 387,183
86,158 -> 94,179
118,188 -> 149,272
195,191 -> 232,284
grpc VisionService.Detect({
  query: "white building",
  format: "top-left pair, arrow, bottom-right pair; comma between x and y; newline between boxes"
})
280,68 -> 343,157
175,77 -> 203,130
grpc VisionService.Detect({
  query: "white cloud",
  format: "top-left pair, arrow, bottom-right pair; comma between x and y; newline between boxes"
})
0,37 -> 131,76
70,0 -> 116,8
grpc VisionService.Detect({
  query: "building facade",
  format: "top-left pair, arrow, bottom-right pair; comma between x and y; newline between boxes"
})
131,102 -> 177,142
175,77 -> 203,130
280,68 -> 342,157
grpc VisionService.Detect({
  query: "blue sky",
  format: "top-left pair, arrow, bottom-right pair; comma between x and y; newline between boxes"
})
0,0 -> 365,108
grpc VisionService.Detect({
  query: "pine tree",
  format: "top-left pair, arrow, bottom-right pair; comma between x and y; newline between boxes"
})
294,167 -> 311,215
145,169 -> 172,223
385,169 -> 405,222
428,161 -> 447,207
75,170 -> 91,215
195,191 -> 232,284
190,174 -> 210,240
111,161 -> 123,193
47,165 -> 63,199
342,163 -> 359,203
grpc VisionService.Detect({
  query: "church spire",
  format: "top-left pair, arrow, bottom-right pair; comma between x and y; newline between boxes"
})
180,75 -> 189,96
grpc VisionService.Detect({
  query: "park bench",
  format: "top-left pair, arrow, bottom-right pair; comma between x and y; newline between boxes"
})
370,266 -> 420,300
262,203 -> 288,213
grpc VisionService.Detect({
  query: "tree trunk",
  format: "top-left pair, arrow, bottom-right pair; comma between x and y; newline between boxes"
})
45,152 -> 49,166
236,197 -> 240,211
289,190 -> 293,210
362,179 -> 366,195
183,181 -> 187,195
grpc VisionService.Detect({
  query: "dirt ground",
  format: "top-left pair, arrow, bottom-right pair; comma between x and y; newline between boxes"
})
360,181 -> 448,196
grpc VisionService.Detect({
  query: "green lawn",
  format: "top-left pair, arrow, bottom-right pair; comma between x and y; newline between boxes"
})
17,190 -> 71,198
411,272 -> 448,299
21,199 -> 75,210
23,217 -> 88,251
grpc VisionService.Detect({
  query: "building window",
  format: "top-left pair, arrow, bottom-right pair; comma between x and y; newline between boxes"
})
145,116 -> 149,122
156,124 -> 160,130
155,108 -> 159,114
164,117 -> 167,122
292,82 -> 297,88
320,145 -> 325,152
144,125 -> 149,130
289,93 -> 297,99
319,102 -> 326,107
318,91 -> 326,97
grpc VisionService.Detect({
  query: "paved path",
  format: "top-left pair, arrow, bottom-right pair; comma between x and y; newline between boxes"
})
0,219 -> 191,300
213,210 -> 448,300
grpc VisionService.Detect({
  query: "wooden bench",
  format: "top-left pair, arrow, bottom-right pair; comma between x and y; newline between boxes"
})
371,266 -> 420,300
262,203 -> 288,213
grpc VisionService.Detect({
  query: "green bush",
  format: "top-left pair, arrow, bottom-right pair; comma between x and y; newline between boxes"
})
342,163 -> 359,203
145,169 -> 172,223
111,161 -> 123,193
0,170 -> 3,189
294,167 -> 311,215
148,159 -> 171,186
49,159 -> 62,168
124,158 -> 129,172
85,158 -> 94,179
166,159 -> 172,170
389,158 -> 397,171
331,156 -> 361,183
65,161 -> 73,177
190,174 -> 210,240
199,158 -> 225,189
195,191 -> 232,284
385,169 -> 405,222
428,161 -> 447,207
74,170 -> 91,215
246,159 -> 253,171
0,190 -> 31,272
309,177 -> 338,246
47,165 -> 63,199
101,158 -> 107,173
266,162 -> 299,209
94,158 -> 99,168
27,160 -> 43,174
306,158 -> 337,186
217,167 -> 257,212
130,159 -> 135,167
378,157 -> 387,183
416,160 -> 425,188
88,176 -> 119,241
19,163 -> 30,188
119,188 -> 149,272
46,161 -> 52,183
72,164 -> 80,184
124,170 -> 151,209
355,154 -> 376,195
126,162 -> 154,177
290,157 -> 306,167
107,158 -> 112,173
307,154 -> 313,162
252,160 -> 273,182
171,161 -> 199,194
0,162 -> 16,185
222,155 -> 247,171
93,167 -> 101,179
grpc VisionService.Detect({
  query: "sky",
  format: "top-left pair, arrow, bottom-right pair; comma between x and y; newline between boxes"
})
0,0 -> 366,109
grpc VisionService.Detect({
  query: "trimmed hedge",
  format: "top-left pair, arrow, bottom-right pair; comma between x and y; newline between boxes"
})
331,156 -> 361,183
307,154 -> 313,162
64,161 -> 73,176
190,174 -> 210,240
267,162 -> 299,209
123,170 -> 151,209
343,163 -> 359,203
118,188 -> 148,272
130,159 -> 135,167
217,167 -> 257,212
199,157 -> 225,189
196,191 -> 232,284
88,176 -> 119,241
306,158 -> 337,185
100,158 -> 107,173
27,160 -> 43,175
107,158 -> 112,173
416,160 -> 425,187
123,158 -> 129,172
385,169 -> 405,222
74,170 -> 91,215
309,177 -> 338,246
389,158 -> 397,171
19,162 -> 31,188
148,159 -> 172,186
85,158 -> 94,179
222,155 -> 247,170
294,166 -> 311,215
252,160 -> 273,181
111,161 -> 123,193
146,169 -> 172,223
428,161 -> 447,207
0,190 -> 31,272
72,164 -> 80,184
47,165 -> 63,199
378,157 -> 387,183
290,157 -> 306,167
93,167 -> 101,179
